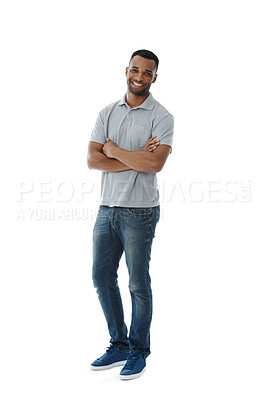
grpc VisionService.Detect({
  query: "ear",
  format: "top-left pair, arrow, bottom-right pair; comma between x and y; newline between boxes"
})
153,73 -> 158,83
125,67 -> 128,77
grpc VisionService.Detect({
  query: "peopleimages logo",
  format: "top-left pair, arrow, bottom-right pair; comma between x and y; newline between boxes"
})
14,178 -> 252,221
15,180 -> 95,203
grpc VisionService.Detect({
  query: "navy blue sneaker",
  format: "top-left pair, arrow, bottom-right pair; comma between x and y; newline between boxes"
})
91,346 -> 129,370
119,351 -> 146,380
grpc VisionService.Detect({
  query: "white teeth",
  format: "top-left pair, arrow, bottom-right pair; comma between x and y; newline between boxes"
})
132,81 -> 142,87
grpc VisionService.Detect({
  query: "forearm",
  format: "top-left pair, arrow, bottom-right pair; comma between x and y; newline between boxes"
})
87,150 -> 131,172
113,147 -> 158,173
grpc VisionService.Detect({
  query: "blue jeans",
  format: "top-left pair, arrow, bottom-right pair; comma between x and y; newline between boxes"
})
92,205 -> 160,358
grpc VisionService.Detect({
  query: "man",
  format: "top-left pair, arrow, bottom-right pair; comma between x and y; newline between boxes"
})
87,49 -> 174,380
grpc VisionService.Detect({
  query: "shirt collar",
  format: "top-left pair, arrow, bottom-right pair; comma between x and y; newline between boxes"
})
118,92 -> 155,110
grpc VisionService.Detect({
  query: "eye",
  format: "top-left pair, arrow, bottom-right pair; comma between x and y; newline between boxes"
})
131,68 -> 138,73
145,72 -> 152,77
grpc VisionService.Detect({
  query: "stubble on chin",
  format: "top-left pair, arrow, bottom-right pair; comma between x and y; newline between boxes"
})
127,78 -> 151,96
128,84 -> 149,97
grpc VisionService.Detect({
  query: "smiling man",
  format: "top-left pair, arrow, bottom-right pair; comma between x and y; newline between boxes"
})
88,49 -> 174,380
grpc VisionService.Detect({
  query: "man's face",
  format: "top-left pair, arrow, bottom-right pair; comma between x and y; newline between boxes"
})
126,55 -> 157,96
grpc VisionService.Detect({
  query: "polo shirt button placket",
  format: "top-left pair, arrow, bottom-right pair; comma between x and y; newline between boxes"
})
126,110 -> 131,122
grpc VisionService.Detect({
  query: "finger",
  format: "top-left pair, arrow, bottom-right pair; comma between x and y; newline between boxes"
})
143,139 -> 159,151
144,145 -> 153,151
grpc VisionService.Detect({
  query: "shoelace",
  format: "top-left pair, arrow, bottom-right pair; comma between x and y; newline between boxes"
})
97,346 -> 117,361
122,351 -> 142,370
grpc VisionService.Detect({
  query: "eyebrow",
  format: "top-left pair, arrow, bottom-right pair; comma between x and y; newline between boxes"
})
131,66 -> 153,73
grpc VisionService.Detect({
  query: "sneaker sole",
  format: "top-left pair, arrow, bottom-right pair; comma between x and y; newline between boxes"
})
119,367 -> 146,380
90,360 -> 127,371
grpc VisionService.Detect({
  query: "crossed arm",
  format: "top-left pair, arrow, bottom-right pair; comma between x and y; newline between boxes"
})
87,137 -> 171,173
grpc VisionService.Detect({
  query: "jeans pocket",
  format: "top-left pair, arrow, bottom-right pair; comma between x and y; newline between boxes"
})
127,207 -> 153,217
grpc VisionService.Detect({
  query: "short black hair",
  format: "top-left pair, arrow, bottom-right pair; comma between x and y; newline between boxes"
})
129,49 -> 159,71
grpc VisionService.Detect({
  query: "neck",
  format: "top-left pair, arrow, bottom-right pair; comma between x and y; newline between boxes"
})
126,91 -> 150,108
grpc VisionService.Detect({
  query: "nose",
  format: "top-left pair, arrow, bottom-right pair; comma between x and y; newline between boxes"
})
136,71 -> 143,82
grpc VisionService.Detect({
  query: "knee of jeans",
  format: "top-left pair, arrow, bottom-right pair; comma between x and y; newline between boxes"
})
92,267 -> 103,289
128,280 -> 150,294
92,275 -> 99,289
92,267 -> 118,290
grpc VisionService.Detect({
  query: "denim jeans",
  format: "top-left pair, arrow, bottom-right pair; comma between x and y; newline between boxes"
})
92,205 -> 160,358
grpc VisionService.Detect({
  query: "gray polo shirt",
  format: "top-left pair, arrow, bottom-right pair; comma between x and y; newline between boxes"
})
90,92 -> 174,207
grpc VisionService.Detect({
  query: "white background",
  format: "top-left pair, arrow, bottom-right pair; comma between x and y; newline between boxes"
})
1,0 -> 268,399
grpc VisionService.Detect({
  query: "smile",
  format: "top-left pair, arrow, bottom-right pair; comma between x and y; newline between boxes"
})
131,81 -> 143,87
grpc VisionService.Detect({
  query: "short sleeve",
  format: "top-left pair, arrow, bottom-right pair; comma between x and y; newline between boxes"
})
152,113 -> 174,153
90,108 -> 106,145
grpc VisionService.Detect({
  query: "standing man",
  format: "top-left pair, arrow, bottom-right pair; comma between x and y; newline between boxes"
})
87,49 -> 174,380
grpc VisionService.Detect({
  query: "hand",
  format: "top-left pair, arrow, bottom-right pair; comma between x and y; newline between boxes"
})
142,136 -> 160,152
102,138 -> 118,158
